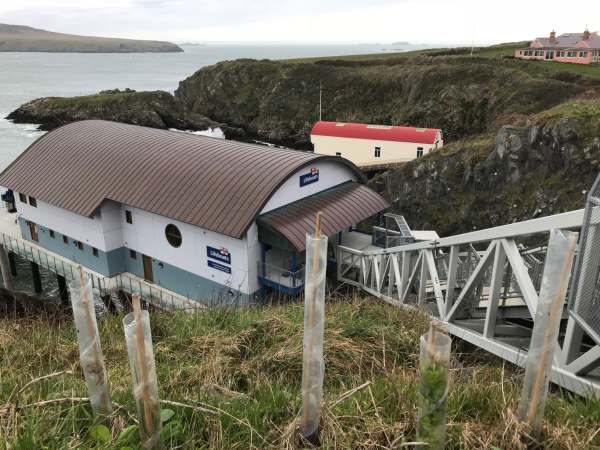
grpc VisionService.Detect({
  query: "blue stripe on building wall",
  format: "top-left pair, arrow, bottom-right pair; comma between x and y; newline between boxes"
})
18,217 -> 252,305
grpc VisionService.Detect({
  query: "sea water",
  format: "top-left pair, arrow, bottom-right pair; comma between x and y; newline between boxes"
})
0,43 -> 414,170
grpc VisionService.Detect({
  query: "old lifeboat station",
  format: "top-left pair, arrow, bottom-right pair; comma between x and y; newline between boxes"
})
0,120 -> 389,304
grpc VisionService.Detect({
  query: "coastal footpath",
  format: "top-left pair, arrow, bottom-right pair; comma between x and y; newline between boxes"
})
7,44 -> 600,235
0,23 -> 182,53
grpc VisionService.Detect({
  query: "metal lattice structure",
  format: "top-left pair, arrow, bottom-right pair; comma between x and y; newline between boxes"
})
337,208 -> 600,397
562,174 -> 600,379
371,213 -> 415,248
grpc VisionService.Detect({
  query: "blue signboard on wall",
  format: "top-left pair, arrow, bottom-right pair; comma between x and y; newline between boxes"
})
207,246 -> 232,264
208,260 -> 232,274
299,167 -> 319,187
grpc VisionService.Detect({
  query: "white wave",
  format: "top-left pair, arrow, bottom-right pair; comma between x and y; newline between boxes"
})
169,127 -> 225,139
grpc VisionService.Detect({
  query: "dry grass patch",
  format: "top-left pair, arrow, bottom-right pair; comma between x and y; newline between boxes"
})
0,297 -> 599,449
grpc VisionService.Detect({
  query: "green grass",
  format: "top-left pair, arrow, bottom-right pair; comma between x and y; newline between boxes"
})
1,298 -> 599,449
283,41 -> 600,79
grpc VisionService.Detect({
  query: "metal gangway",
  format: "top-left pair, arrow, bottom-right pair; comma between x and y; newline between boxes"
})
371,213 -> 415,248
337,207 -> 600,397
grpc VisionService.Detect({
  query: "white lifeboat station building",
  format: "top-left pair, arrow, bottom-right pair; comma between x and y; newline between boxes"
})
311,121 -> 443,169
0,121 -> 389,304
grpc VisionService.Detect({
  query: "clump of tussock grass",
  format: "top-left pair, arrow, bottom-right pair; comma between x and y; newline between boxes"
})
1,296 -> 599,449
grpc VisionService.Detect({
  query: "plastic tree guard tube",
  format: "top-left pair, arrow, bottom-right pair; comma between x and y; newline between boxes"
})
300,230 -> 328,441
68,268 -> 112,416
518,229 -> 578,435
417,323 -> 451,450
123,295 -> 162,449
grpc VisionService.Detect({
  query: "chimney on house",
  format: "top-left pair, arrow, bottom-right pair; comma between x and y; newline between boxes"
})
550,30 -> 556,42
583,29 -> 590,40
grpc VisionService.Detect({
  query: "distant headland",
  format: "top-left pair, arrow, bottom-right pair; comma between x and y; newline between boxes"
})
0,23 -> 183,53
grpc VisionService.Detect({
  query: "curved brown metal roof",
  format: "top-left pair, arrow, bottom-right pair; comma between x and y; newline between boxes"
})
0,120 -> 366,239
257,182 -> 390,251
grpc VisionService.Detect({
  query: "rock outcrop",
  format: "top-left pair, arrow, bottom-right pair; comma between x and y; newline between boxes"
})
6,90 -> 217,131
374,100 -> 600,235
174,56 -> 597,146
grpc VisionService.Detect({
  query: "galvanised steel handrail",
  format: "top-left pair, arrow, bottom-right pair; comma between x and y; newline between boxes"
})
337,208 -> 600,398
0,229 -> 199,311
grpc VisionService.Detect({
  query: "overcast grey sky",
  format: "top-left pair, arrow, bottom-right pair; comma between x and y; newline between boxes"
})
1,0 -> 598,44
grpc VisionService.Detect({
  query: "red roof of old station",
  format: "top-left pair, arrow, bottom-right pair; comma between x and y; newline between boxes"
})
311,121 -> 440,145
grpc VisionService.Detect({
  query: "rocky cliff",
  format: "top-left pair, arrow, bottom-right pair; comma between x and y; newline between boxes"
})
6,90 -> 215,131
174,56 -> 597,146
374,100 -> 600,235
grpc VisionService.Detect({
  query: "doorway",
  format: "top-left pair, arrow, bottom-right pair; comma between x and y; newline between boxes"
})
142,255 -> 154,283
28,221 -> 39,242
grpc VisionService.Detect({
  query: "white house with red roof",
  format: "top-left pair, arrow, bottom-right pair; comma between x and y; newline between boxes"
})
515,30 -> 600,65
310,121 -> 443,169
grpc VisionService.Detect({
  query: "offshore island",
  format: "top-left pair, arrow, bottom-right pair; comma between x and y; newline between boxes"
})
0,23 -> 183,53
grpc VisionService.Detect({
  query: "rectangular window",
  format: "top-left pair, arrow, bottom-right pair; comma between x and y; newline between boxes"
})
75,241 -> 83,251
417,147 -> 424,158
125,210 -> 133,224
62,235 -> 69,244
92,247 -> 99,257
18,193 -> 27,203
374,146 -> 381,158
49,229 -> 55,238
28,196 -> 37,207
130,249 -> 137,259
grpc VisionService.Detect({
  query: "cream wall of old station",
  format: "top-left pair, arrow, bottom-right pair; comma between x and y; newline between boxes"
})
311,134 -> 442,167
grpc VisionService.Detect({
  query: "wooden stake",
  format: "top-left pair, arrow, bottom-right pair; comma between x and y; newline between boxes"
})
132,294 -> 154,438
314,212 -> 322,239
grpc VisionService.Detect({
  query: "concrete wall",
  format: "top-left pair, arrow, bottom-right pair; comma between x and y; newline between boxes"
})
261,160 -> 358,213
15,193 -> 112,250
310,134 -> 442,167
121,205 -> 251,295
18,216 -> 121,275
18,216 -> 251,303
15,192 -> 255,296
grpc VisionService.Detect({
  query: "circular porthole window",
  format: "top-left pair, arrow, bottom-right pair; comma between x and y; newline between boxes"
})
165,224 -> 182,248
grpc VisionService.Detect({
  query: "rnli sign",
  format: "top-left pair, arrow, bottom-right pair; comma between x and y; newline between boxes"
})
299,167 -> 319,187
207,246 -> 231,265
208,260 -> 231,274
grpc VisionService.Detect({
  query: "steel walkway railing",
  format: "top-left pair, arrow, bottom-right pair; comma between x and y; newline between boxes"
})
0,231 -> 201,312
337,209 -> 600,397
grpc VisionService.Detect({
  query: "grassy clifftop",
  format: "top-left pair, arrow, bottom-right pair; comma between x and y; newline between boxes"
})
1,298 -> 599,449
